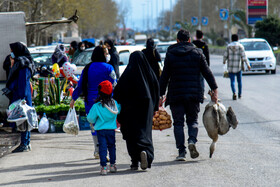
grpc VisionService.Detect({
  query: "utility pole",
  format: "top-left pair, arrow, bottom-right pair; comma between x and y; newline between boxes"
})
151,0 -> 153,37
181,0 -> 184,23
228,0 -> 233,42
156,0 -> 159,38
142,3 -> 145,32
198,0 -> 201,30
169,0 -> 173,40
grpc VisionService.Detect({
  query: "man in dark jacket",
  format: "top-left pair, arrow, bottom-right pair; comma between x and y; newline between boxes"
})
104,39 -> 120,79
193,30 -> 210,99
159,29 -> 218,160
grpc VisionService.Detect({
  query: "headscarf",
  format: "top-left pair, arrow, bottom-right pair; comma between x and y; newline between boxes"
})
113,51 -> 159,109
82,46 -> 106,101
105,39 -> 116,52
53,44 -> 67,63
7,42 -> 35,87
10,42 -> 32,62
146,38 -> 155,50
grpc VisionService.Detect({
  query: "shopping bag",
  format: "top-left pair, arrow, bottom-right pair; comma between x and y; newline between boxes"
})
38,114 -> 49,134
223,64 -> 229,78
63,108 -> 79,135
152,106 -> 172,130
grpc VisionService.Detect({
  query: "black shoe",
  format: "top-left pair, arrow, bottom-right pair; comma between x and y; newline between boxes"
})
176,150 -> 186,161
140,151 -> 148,170
12,145 -> 28,153
130,165 -> 139,170
232,94 -> 237,100
238,94 -> 241,99
188,144 -> 199,159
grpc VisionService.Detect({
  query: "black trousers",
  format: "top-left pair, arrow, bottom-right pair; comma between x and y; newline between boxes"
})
170,100 -> 200,153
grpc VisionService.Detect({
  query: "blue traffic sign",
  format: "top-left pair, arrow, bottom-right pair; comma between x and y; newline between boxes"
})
191,17 -> 198,26
201,17 -> 208,26
220,9 -> 229,21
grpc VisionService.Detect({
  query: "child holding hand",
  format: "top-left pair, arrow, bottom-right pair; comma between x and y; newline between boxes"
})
87,80 -> 121,175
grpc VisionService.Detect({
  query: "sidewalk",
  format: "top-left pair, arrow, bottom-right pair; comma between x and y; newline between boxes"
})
0,128 -> 20,158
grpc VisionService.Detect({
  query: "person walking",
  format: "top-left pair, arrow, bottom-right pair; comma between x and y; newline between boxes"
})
5,42 -> 36,153
51,44 -> 68,67
104,39 -> 120,79
159,29 -> 218,161
113,51 -> 159,170
87,80 -> 121,175
223,34 -> 251,100
70,45 -> 117,159
193,30 -> 210,99
142,38 -> 162,81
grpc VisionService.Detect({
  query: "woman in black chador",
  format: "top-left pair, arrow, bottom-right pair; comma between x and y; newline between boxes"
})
113,51 -> 159,170
142,38 -> 161,80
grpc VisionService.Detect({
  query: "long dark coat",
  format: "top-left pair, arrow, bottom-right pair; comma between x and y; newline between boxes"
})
113,51 -> 159,168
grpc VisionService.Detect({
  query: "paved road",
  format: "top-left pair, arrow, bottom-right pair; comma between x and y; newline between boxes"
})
1,55 -> 280,186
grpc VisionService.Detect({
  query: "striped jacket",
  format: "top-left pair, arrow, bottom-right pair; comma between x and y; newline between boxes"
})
223,42 -> 250,73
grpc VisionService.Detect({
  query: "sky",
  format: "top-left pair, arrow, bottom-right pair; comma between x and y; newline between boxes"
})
114,0 -> 173,31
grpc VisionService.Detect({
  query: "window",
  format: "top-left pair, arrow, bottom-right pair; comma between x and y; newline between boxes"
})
240,41 -> 270,51
119,50 -> 130,65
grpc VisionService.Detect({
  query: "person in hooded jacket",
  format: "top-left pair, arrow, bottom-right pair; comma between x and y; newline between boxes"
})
113,51 -> 159,170
51,44 -> 68,67
70,45 -> 117,159
160,30 -> 218,161
104,39 -> 120,79
5,42 -> 36,153
73,42 -> 85,60
142,38 -> 161,80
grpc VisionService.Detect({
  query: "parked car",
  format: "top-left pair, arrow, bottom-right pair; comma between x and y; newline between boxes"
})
156,41 -> 176,62
239,38 -> 277,74
29,49 -> 53,67
72,45 -> 145,76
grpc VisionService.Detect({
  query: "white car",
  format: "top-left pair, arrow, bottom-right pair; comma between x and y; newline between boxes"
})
239,38 -> 277,74
72,45 -> 145,76
156,41 -> 176,62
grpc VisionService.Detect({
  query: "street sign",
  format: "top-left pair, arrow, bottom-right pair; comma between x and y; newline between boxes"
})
191,17 -> 198,26
247,0 -> 267,25
201,17 -> 208,26
220,9 -> 229,21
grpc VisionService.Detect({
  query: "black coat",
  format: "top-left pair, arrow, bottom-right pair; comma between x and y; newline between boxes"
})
160,42 -> 217,105
108,47 -> 120,79
3,55 -> 11,79
142,48 -> 161,80
113,51 -> 159,167
193,40 -> 210,66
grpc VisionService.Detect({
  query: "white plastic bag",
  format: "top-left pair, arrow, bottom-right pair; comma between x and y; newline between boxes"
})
223,64 -> 229,78
38,114 -> 49,134
63,108 -> 79,135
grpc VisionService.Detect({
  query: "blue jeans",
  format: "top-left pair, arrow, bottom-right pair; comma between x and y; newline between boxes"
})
96,130 -> 116,166
170,100 -> 200,154
21,131 -> 31,146
229,71 -> 242,95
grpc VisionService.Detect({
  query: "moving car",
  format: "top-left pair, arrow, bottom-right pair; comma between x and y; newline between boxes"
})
72,45 -> 145,76
239,38 -> 277,74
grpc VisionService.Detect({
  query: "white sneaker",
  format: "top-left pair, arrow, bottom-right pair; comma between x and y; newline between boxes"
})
100,166 -> 107,175
109,164 -> 117,173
